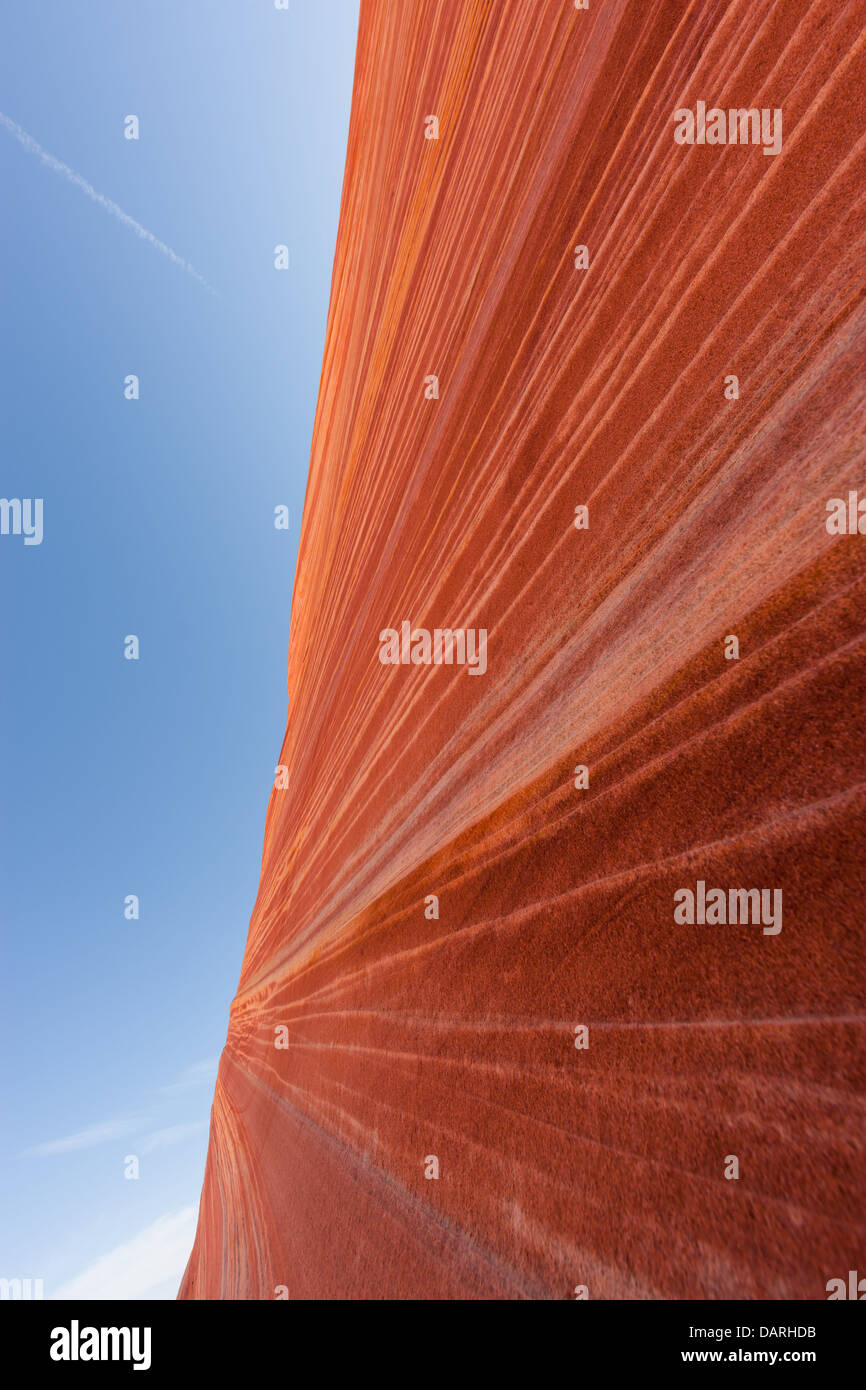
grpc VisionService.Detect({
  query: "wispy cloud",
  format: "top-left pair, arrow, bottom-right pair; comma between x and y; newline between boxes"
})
138,1122 -> 207,1154
21,1057 -> 218,1157
159,1057 -> 218,1095
0,111 -> 214,292
23,1117 -> 151,1157
51,1207 -> 198,1300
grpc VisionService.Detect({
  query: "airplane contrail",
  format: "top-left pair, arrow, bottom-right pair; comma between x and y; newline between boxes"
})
0,110 -> 214,292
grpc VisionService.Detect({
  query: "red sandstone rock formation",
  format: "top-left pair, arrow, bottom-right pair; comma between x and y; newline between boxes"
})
180,0 -> 866,1299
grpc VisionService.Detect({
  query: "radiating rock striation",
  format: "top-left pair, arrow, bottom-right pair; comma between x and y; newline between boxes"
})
180,0 -> 866,1300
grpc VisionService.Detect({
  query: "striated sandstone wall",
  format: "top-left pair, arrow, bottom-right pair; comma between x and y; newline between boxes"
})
180,0 -> 866,1300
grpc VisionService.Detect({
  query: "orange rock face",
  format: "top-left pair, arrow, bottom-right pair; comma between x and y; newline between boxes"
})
180,0 -> 866,1300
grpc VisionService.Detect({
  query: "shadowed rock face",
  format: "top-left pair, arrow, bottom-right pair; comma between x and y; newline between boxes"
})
180,0 -> 866,1300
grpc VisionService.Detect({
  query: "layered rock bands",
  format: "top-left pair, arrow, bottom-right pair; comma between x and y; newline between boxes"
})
180,0 -> 866,1300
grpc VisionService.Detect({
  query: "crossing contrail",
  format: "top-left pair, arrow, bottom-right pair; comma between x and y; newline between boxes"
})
0,110 -> 214,292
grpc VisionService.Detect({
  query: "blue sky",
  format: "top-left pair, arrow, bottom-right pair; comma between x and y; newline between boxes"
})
0,0 -> 359,1299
